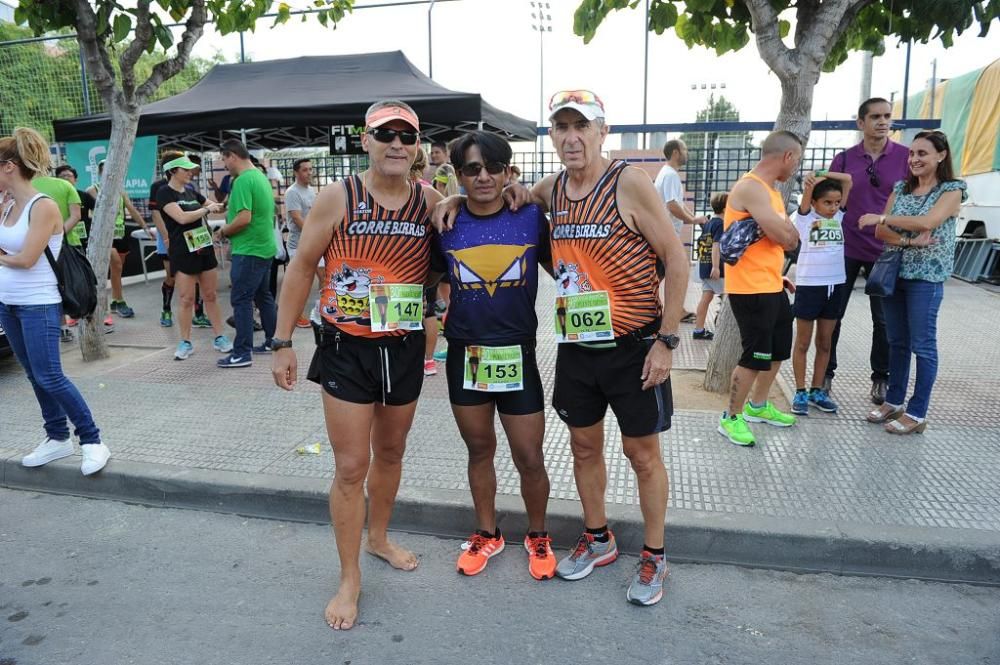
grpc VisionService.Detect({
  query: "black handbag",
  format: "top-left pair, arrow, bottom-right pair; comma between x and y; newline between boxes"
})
864,249 -> 902,298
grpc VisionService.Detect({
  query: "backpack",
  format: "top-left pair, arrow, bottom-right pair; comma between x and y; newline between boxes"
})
28,197 -> 99,319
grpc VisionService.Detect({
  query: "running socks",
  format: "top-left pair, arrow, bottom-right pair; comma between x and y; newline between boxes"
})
749,399 -> 767,409
586,525 -> 610,543
161,282 -> 174,312
643,544 -> 665,556
527,530 -> 548,539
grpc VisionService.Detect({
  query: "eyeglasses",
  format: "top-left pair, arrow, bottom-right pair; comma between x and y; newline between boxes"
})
548,89 -> 605,112
865,160 -> 880,188
458,162 -> 507,177
366,128 -> 420,145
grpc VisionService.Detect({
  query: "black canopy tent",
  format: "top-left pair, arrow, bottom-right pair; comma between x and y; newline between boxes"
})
52,51 -> 536,151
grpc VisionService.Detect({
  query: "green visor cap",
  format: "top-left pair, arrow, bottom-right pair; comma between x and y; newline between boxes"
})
163,156 -> 199,171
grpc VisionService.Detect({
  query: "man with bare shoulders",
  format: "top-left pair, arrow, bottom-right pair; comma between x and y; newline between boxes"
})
717,130 -> 802,447
438,90 -> 689,606
271,100 -> 442,630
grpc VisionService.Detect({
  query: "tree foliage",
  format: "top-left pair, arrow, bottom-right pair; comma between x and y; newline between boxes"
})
575,0 -> 998,73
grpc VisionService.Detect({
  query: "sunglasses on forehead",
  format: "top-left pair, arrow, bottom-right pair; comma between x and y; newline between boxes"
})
457,161 -> 507,177
366,128 -> 420,145
548,89 -> 605,111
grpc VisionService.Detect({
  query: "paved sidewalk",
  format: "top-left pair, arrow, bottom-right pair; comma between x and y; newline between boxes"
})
2,268 -> 999,582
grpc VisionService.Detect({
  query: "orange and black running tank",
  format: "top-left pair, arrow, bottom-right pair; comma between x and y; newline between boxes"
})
549,160 -> 661,336
320,175 -> 431,338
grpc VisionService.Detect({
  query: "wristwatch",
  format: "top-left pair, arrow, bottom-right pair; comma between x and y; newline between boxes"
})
271,338 -> 293,350
655,333 -> 680,350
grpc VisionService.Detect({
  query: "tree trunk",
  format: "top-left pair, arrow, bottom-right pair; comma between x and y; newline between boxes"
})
703,298 -> 740,393
79,104 -> 140,361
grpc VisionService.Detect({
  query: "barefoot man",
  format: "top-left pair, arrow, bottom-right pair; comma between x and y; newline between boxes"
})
271,100 -> 442,629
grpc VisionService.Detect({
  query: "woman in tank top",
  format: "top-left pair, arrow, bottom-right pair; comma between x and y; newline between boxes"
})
0,127 -> 109,475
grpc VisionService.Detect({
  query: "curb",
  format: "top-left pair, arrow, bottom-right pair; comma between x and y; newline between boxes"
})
4,452 -> 999,586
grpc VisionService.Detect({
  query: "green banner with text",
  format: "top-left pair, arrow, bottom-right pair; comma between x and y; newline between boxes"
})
64,135 -> 158,200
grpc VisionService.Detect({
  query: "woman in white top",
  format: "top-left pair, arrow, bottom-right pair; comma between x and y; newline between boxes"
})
0,127 -> 109,475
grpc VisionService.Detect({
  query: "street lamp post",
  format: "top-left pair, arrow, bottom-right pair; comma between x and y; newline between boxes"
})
530,2 -> 552,180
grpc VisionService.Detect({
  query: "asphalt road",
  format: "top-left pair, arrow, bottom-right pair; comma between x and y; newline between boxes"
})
2,488 -> 998,665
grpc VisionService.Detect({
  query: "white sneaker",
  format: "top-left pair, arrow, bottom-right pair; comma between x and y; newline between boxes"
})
80,442 -> 111,476
22,437 -> 74,467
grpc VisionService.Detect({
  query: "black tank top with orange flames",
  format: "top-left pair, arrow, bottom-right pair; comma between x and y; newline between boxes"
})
549,160 -> 661,337
320,175 -> 431,338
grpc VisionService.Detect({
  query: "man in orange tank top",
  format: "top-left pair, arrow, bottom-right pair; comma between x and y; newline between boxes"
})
270,100 -> 443,631
435,90 -> 690,605
718,131 -> 803,447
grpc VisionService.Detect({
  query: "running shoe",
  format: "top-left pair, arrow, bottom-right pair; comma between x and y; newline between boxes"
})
160,310 -> 173,327
213,335 -> 233,353
109,300 -> 119,314
626,551 -> 669,606
174,340 -> 194,360
115,301 -> 135,318
217,353 -> 252,368
60,328 -> 74,344
432,348 -> 448,361
423,359 -> 437,376
791,389 -> 809,416
555,531 -> 618,581
252,341 -> 273,354
80,442 -> 111,476
717,412 -> 755,446
66,318 -> 79,327
226,315 -> 263,332
296,317 -> 311,329
743,401 -> 797,427
680,311 -> 696,323
103,315 -> 114,333
456,530 -> 505,576
524,533 -> 556,581
192,314 -> 212,328
808,388 -> 838,413
692,329 -> 715,340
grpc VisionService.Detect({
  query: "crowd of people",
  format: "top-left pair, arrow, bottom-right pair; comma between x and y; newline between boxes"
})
0,91 -> 967,626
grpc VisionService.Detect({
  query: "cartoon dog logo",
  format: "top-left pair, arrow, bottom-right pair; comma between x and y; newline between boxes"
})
323,263 -> 373,320
554,260 -> 589,295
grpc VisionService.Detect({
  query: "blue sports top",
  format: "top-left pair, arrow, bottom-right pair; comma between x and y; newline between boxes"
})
431,203 -> 550,345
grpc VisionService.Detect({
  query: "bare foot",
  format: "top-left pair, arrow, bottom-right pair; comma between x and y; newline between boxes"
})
324,581 -> 360,631
365,538 -> 419,571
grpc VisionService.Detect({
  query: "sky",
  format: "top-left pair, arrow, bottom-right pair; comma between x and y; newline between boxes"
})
185,0 -> 998,150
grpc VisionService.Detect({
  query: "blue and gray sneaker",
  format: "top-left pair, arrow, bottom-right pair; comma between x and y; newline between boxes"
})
160,310 -> 173,327
115,301 -> 135,318
217,353 -> 252,368
808,388 -> 839,413
626,551 -> 670,606
555,531 -> 618,581
791,389 -> 809,416
213,335 -> 233,353
192,314 -> 212,328
174,340 -> 194,360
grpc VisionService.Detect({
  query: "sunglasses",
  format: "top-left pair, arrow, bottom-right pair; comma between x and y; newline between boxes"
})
865,160 -> 880,188
458,161 -> 507,177
366,128 -> 419,145
548,89 -> 605,112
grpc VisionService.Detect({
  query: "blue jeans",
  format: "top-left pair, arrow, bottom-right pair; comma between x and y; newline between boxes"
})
882,279 -> 943,419
230,254 -> 277,357
0,302 -> 101,444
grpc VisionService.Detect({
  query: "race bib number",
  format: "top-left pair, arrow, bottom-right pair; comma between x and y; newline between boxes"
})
368,284 -> 424,332
183,224 -> 213,252
808,219 -> 844,248
75,223 -> 88,240
554,291 -> 613,343
463,345 -> 524,392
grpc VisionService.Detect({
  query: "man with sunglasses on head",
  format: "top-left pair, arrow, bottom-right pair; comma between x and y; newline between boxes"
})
430,131 -> 556,580
824,97 -> 909,404
438,90 -> 689,606
271,100 -> 442,631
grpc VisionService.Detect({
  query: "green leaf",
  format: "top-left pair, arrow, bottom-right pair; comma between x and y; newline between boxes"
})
778,19 -> 790,39
156,25 -> 174,50
112,13 -> 132,43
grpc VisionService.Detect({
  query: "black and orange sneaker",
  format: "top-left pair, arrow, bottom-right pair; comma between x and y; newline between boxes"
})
524,533 -> 556,580
456,530 -> 505,576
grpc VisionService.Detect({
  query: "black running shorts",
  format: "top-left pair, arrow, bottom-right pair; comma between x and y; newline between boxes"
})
445,340 -> 544,416
552,338 -> 673,437
307,326 -> 425,406
729,291 -> 793,371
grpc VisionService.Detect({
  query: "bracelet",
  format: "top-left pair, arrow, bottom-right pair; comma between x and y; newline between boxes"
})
878,215 -> 886,225
902,237 -> 910,247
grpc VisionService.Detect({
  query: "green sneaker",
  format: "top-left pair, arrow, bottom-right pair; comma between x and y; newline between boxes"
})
718,413 -> 756,446
743,401 -> 796,427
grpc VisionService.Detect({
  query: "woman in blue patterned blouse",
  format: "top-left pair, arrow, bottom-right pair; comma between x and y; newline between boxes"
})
857,130 -> 966,435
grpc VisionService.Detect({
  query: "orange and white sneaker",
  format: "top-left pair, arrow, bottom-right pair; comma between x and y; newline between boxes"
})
524,533 -> 556,580
456,529 -> 505,576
